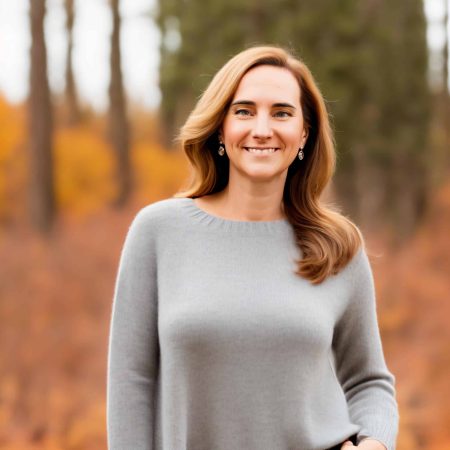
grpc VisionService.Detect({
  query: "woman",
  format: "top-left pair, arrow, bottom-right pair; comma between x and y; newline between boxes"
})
107,46 -> 399,450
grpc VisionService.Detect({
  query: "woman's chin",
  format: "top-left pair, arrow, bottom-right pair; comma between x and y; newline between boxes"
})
232,166 -> 285,183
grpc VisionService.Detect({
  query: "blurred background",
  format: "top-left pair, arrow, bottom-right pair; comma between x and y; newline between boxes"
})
0,0 -> 448,448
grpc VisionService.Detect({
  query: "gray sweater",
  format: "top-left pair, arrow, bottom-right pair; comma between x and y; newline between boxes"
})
107,197 -> 399,450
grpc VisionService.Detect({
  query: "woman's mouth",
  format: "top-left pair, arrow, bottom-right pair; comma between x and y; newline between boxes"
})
244,147 -> 279,154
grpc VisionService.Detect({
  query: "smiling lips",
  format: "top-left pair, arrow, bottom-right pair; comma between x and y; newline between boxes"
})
244,147 -> 280,154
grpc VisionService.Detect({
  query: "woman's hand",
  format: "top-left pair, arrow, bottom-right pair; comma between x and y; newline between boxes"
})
340,438 -> 387,450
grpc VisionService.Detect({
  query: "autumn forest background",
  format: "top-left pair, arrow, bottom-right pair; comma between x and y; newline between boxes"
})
0,0 -> 449,448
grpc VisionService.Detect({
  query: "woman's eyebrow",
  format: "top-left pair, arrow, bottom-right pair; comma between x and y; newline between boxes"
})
230,100 -> 296,109
273,102 -> 296,109
230,100 -> 255,107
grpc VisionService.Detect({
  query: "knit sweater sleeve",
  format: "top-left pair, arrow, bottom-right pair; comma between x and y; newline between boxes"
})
332,248 -> 399,450
107,208 -> 159,450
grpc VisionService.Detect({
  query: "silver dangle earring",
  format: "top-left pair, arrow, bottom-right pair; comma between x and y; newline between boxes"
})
298,147 -> 304,160
218,141 -> 225,156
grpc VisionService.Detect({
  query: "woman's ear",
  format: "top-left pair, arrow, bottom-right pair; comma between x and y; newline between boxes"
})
301,128 -> 309,147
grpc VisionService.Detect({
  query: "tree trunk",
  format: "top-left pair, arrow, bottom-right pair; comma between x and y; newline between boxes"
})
352,143 -> 386,234
443,0 -> 448,96
28,0 -> 55,234
443,0 -> 449,168
108,0 -> 131,207
65,0 -> 81,125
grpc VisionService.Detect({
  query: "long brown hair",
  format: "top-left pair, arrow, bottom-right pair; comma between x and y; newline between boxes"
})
175,45 -> 363,284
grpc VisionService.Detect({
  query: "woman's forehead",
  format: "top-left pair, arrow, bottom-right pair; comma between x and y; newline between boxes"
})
232,65 -> 301,105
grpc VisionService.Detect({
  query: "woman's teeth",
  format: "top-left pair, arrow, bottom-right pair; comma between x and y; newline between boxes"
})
245,148 -> 278,153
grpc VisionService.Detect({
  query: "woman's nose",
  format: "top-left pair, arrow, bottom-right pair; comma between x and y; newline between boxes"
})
251,114 -> 273,139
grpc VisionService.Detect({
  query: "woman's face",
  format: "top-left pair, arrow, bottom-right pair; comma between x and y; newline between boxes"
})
220,64 -> 308,184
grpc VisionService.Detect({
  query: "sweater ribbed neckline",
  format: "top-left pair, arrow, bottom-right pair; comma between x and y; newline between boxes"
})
178,197 -> 292,235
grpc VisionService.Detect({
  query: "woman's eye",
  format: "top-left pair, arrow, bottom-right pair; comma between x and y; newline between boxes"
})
274,110 -> 292,118
235,109 -> 252,116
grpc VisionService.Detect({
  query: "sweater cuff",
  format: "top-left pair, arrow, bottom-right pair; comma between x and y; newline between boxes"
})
356,414 -> 399,450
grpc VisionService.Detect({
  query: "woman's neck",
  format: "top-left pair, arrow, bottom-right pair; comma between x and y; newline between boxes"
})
195,185 -> 286,222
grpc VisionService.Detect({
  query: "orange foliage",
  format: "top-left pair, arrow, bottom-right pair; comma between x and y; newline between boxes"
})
0,204 -> 124,448
133,141 -> 189,202
54,126 -> 117,216
367,183 -> 450,450
0,99 -> 190,225
0,98 -> 192,447
130,107 -> 191,202
0,96 -> 26,223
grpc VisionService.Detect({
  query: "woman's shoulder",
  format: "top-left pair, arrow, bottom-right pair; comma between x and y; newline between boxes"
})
122,197 -> 189,246
329,243 -> 373,287
339,244 -> 380,297
129,197 -> 189,229
137,196 -> 187,218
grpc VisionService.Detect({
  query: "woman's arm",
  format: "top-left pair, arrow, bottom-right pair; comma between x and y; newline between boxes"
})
333,248 -> 399,450
107,208 -> 159,450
